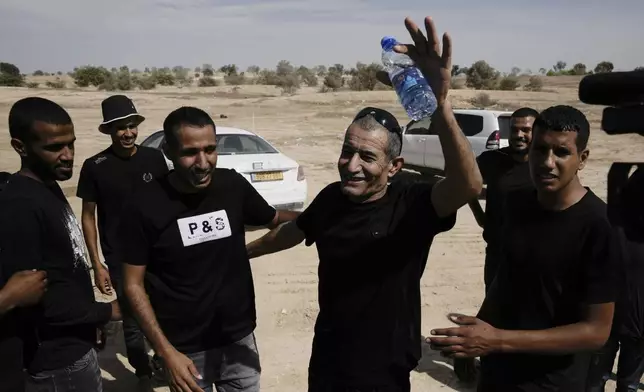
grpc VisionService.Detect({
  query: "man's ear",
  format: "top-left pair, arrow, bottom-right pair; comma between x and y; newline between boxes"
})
10,138 -> 27,158
388,156 -> 404,178
578,148 -> 590,171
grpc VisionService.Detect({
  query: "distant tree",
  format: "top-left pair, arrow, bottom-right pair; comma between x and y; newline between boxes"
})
539,68 -> 547,75
202,64 -> 214,77
194,66 -> 201,73
572,63 -> 587,75
72,66 -> 111,87
0,62 -> 24,86
635,66 -> 644,71
144,67 -> 151,73
348,62 -> 382,91
246,65 -> 260,74
594,61 -> 614,73
451,65 -> 463,76
33,70 -> 45,76
510,66 -> 521,76
329,64 -> 344,75
553,61 -> 567,72
466,60 -> 499,90
314,65 -> 327,76
276,60 -> 294,76
219,64 -> 238,76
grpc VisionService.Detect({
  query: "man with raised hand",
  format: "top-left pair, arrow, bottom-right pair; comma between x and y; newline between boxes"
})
246,16 -> 483,392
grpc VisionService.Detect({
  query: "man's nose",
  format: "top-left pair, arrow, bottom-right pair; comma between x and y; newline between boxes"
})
60,146 -> 74,161
346,153 -> 362,172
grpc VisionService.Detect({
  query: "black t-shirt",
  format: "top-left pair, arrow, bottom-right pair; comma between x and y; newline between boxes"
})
478,188 -> 620,392
117,169 -> 276,353
295,181 -> 456,386
76,145 -> 169,264
0,175 -> 112,374
611,168 -> 644,338
477,147 -> 532,255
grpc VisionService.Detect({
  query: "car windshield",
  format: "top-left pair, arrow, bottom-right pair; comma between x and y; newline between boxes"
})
216,134 -> 278,155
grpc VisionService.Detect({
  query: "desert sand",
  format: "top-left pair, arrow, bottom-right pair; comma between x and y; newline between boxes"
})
1,77 -> 642,391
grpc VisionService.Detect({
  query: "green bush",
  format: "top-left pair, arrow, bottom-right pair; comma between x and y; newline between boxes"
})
498,76 -> 519,91
466,60 -> 499,90
348,62 -> 382,91
323,73 -> 343,91
0,62 -> 25,86
73,66 -> 111,87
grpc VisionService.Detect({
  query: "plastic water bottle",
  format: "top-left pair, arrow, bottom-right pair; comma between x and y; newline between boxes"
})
381,36 -> 437,121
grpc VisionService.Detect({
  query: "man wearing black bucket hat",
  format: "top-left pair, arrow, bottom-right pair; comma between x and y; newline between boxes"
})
77,95 -> 169,390
246,16 -> 483,391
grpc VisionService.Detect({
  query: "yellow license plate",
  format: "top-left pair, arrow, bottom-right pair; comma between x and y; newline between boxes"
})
251,171 -> 283,182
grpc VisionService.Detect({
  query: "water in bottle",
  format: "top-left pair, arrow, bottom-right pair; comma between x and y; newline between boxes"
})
381,36 -> 437,121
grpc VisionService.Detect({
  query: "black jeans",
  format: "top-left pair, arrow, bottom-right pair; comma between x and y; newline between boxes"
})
586,333 -> 644,392
109,263 -> 153,377
25,349 -> 102,392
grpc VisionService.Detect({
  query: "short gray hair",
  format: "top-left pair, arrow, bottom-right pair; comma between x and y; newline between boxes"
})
351,115 -> 402,160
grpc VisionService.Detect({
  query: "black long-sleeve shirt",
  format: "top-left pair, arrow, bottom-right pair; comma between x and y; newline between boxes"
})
0,174 -> 111,374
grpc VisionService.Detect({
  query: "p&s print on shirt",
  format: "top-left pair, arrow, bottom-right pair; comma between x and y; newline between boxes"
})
177,209 -> 232,247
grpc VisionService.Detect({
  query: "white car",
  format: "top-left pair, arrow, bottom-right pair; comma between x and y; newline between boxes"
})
401,109 -> 512,173
140,127 -> 307,210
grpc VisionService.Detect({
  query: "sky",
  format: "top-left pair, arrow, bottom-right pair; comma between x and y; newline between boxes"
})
2,0 -> 643,74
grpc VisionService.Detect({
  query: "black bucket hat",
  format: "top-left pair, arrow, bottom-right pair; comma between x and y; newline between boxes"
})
98,95 -> 145,134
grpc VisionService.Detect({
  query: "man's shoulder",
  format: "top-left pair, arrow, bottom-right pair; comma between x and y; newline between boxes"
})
137,145 -> 165,158
81,147 -> 113,170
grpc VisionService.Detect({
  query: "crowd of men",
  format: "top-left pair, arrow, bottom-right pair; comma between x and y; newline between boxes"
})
0,13 -> 642,392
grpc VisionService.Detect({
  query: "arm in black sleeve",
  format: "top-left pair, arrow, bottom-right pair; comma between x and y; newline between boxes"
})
0,200 -> 112,326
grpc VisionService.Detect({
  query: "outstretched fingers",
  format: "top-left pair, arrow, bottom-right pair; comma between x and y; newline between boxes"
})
424,17 -> 441,55
405,17 -> 428,55
441,33 -> 453,67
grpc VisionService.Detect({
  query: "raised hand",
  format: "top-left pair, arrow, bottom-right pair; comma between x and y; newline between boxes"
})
377,16 -> 452,105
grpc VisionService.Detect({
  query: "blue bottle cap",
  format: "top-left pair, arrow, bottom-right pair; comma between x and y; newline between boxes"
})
381,36 -> 398,51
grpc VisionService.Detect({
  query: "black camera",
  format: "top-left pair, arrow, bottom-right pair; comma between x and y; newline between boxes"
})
579,70 -> 644,239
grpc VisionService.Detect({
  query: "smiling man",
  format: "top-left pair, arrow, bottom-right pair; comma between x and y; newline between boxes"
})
76,94 -> 168,390
245,16 -> 483,391
429,105 -> 621,392
119,106 -> 299,392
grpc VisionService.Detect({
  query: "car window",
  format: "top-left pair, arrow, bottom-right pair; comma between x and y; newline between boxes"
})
404,117 -> 436,135
497,115 -> 511,140
216,135 -> 279,155
142,130 -> 165,149
454,114 -> 484,137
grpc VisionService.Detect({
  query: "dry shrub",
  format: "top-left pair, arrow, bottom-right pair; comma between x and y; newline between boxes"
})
469,93 -> 498,108
524,76 -> 544,92
198,77 -> 219,87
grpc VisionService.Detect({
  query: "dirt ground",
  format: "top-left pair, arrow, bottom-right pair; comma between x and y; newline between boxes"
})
1,78 -> 642,391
